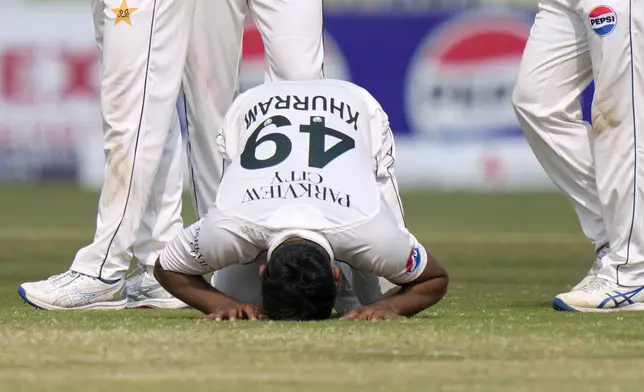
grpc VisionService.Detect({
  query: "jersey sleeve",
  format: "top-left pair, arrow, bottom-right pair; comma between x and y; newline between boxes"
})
159,219 -> 214,275
384,235 -> 428,285
160,208 -> 264,275
332,203 -> 428,286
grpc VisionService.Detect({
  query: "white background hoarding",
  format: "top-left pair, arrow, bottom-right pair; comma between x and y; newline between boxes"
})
0,5 -> 97,183
0,4 -> 554,191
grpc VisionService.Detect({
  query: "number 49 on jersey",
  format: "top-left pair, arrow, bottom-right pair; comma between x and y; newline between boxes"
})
240,116 -> 355,170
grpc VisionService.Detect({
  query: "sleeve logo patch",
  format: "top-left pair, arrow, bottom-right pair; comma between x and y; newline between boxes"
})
406,246 -> 422,273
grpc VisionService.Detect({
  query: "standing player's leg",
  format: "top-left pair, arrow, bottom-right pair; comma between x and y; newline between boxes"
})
181,0 -> 262,300
125,115 -> 186,309
553,2 -> 644,311
184,0 -> 324,218
91,0 -> 186,310
183,0 -> 324,214
18,0 -> 195,310
511,0 -> 608,287
586,1 -> 644,286
250,0 -> 324,81
72,0 -> 194,280
182,0 -> 247,217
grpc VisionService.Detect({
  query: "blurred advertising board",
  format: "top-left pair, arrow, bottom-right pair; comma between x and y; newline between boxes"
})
2,4 -> 588,189
0,5 -> 95,183
22,0 -> 538,10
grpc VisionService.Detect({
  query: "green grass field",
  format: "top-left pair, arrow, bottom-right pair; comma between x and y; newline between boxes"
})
1,186 -> 644,391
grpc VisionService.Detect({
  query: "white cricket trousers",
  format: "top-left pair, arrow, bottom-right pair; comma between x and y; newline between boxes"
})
71,0 -> 195,280
513,0 -> 644,285
181,0 -> 325,217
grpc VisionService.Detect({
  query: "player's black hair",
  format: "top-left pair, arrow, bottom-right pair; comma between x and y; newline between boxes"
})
261,240 -> 336,321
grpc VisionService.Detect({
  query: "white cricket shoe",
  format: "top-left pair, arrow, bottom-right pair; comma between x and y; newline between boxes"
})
124,267 -> 188,309
570,244 -> 611,290
553,276 -> 644,312
18,271 -> 127,310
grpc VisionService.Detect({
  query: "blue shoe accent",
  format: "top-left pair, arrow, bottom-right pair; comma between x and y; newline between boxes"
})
552,297 -> 578,312
598,286 -> 644,309
17,285 -> 44,310
99,278 -> 121,285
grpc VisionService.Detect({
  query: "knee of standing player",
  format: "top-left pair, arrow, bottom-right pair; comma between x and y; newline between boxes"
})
511,76 -> 531,112
510,70 -> 550,120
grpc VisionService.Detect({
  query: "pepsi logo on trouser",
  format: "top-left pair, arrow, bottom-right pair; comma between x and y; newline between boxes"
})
589,6 -> 617,37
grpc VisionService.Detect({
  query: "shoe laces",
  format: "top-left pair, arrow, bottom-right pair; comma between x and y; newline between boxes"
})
46,270 -> 77,283
579,276 -> 610,293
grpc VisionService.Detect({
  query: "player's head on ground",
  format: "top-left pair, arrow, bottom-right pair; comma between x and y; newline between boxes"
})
259,238 -> 339,321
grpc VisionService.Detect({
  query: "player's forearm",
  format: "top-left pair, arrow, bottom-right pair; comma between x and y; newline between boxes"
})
379,275 -> 449,317
153,261 -> 237,315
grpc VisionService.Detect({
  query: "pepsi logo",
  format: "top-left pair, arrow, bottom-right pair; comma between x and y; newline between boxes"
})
589,6 -> 617,37
239,22 -> 350,93
406,11 -> 531,140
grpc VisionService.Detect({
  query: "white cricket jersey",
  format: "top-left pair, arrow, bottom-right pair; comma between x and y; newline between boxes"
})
215,80 -> 383,231
160,80 -> 429,285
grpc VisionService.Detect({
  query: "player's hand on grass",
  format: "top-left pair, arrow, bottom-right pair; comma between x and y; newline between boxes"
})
204,301 -> 266,321
340,303 -> 405,321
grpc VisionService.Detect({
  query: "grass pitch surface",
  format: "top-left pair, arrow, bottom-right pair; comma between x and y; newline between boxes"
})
1,186 -> 643,391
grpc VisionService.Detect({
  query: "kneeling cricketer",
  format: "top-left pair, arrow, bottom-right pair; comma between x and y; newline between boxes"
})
155,80 -> 448,321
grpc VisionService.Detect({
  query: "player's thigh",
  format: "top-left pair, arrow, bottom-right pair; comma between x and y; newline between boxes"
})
101,0 -> 158,101
512,0 -> 592,111
580,0 -> 633,134
186,0 -> 246,96
250,0 -> 324,80
183,0 -> 246,133
101,0 -> 193,91
183,0 -> 247,213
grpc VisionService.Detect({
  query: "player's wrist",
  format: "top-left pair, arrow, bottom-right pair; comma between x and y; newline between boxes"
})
377,292 -> 427,317
203,293 -> 240,314
369,299 -> 402,315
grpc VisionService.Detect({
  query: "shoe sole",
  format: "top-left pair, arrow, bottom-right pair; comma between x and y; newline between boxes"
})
126,298 -> 189,310
18,285 -> 127,311
553,297 -> 644,312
